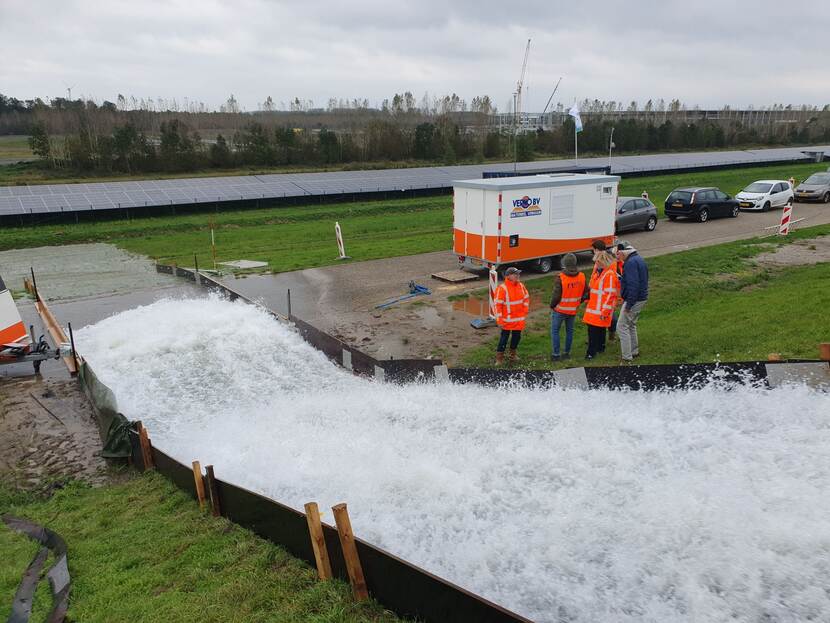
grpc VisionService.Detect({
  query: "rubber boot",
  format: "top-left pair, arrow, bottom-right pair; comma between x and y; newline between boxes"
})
508,349 -> 519,365
495,351 -> 505,366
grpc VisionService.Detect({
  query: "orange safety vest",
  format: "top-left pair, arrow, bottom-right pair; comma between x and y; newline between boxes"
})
494,280 -> 529,330
554,272 -> 586,316
583,266 -> 619,328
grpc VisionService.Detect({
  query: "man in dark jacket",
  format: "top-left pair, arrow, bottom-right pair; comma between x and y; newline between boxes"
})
615,242 -> 648,362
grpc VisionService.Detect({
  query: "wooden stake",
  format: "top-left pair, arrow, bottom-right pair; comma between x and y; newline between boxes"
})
192,461 -> 206,509
304,502 -> 332,580
820,343 -> 830,362
137,422 -> 154,470
205,465 -> 221,517
332,503 -> 368,601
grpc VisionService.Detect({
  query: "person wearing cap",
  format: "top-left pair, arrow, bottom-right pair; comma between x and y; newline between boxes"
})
494,266 -> 530,365
549,253 -> 585,361
615,241 -> 649,362
582,251 -> 619,359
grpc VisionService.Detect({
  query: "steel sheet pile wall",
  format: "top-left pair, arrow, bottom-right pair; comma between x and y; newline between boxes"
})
156,264 -> 830,392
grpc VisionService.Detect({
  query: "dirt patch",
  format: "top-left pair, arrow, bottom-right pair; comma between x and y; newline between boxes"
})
753,236 -> 830,267
0,377 -> 111,492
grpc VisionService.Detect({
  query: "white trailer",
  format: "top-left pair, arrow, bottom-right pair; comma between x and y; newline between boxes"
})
453,173 -> 620,273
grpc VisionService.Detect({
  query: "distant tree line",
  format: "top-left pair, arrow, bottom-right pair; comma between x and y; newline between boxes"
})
4,92 -> 830,175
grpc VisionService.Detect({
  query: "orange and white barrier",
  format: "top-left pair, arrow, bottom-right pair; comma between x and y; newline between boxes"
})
488,268 -> 498,320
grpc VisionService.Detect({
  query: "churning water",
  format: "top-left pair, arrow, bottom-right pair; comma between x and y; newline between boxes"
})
77,297 -> 830,622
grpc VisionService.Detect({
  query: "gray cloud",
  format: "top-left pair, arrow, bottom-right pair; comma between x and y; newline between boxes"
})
1,0 -> 828,111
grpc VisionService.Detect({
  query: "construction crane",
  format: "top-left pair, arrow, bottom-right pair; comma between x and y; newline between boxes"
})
514,39 -> 531,133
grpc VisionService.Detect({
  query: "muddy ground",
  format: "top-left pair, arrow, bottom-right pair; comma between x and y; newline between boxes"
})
0,377 -> 111,491
1,244 -> 202,491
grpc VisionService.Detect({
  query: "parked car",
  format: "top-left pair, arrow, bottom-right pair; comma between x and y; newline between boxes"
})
664,187 -> 740,222
735,180 -> 794,212
794,171 -> 830,203
615,196 -> 658,233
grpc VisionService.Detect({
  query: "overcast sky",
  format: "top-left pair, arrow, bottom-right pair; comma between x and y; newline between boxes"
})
2,0 -> 828,112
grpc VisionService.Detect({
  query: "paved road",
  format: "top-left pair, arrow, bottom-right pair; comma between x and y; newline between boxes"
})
221,200 -> 830,331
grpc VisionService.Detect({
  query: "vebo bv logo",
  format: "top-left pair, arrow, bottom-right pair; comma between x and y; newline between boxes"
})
510,195 -> 542,218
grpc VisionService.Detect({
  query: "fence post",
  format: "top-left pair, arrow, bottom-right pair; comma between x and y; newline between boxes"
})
192,461 -> 206,509
332,503 -> 368,601
304,502 -> 333,580
205,465 -> 221,517
137,422 -> 154,470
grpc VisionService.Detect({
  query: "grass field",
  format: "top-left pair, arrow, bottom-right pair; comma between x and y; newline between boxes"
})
0,474 -> 399,623
0,162 -> 828,274
457,223 -> 830,368
0,136 -> 34,162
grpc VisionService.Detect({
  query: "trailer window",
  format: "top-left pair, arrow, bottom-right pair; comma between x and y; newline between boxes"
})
549,194 -> 574,224
601,186 -> 614,198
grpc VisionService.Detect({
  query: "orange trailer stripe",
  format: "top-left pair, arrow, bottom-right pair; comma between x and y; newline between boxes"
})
455,230 -> 614,264
0,321 -> 27,344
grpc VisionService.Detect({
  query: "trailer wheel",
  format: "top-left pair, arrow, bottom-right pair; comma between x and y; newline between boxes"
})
535,256 -> 555,274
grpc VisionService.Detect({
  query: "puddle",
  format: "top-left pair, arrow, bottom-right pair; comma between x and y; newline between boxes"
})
413,305 -> 444,329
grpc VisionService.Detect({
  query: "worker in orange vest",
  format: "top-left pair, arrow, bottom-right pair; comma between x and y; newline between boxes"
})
494,266 -> 530,365
582,252 -> 619,359
549,253 -> 586,361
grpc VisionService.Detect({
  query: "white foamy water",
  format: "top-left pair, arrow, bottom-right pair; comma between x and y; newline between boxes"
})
77,297 -> 830,622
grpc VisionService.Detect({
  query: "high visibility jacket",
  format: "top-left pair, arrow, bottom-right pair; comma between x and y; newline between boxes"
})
553,272 -> 586,315
494,280 -> 529,330
583,266 -> 619,328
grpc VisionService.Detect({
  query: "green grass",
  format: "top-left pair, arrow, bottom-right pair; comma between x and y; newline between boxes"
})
0,474 -> 400,623
0,135 -> 34,161
459,224 -> 830,368
1,161 -> 828,274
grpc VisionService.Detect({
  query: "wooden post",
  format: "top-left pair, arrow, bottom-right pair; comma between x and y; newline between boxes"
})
820,343 -> 830,362
304,502 -> 332,580
192,461 -> 206,509
205,465 -> 221,517
137,422 -> 154,470
332,503 -> 368,601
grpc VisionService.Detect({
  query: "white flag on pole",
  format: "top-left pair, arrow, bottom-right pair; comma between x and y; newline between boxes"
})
568,103 -> 583,133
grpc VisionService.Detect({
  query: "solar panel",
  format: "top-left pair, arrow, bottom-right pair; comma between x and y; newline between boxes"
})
0,145 -> 827,217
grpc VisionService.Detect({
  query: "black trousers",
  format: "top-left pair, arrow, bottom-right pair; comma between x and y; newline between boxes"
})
586,325 -> 606,357
497,329 -> 522,352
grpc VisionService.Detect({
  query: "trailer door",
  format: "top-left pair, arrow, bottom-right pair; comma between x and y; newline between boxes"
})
465,190 -> 486,259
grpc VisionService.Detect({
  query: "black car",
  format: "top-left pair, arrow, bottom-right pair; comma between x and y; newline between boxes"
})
664,187 -> 740,223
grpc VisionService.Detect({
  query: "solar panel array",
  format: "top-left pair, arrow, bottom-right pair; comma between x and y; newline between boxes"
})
1,146 -> 827,217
